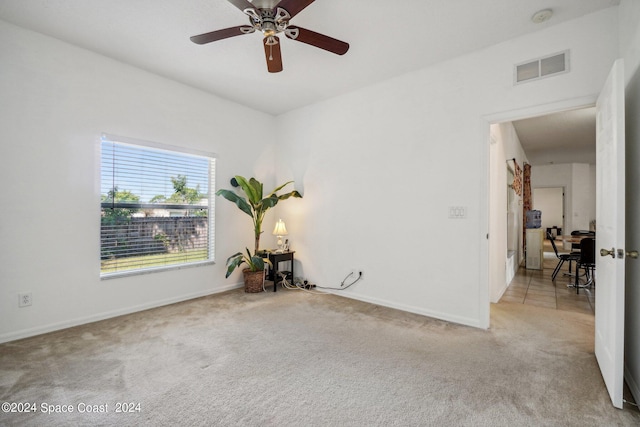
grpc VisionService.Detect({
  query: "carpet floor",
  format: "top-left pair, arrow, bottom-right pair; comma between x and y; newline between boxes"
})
1,288 -> 639,426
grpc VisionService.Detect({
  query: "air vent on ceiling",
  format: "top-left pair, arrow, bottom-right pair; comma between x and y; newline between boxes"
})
514,50 -> 569,84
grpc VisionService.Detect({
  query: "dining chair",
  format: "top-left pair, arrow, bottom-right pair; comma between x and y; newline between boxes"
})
572,237 -> 596,294
548,232 -> 581,281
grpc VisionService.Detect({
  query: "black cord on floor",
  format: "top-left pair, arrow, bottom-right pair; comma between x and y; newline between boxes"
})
316,271 -> 363,290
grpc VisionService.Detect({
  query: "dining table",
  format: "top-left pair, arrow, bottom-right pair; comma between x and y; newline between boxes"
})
561,234 -> 593,245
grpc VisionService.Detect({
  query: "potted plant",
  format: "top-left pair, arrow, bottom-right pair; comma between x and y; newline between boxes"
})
216,176 -> 302,292
223,248 -> 272,293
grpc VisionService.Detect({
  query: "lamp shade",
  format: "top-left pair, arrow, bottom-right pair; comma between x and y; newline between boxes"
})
272,219 -> 288,236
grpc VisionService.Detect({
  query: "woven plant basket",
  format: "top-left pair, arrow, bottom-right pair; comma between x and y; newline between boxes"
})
243,269 -> 265,293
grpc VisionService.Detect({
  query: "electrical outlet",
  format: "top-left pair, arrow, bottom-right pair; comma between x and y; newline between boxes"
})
19,292 -> 32,307
350,269 -> 363,278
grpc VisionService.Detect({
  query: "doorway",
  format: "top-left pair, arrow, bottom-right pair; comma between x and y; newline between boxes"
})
485,60 -> 635,410
486,98 -> 597,311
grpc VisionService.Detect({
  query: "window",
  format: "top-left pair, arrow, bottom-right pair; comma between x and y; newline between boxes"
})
100,134 -> 215,277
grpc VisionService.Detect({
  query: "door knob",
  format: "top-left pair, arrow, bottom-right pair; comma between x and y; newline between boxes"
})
600,248 -> 615,258
627,250 -> 639,259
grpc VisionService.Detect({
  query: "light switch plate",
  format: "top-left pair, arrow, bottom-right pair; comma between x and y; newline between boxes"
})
448,206 -> 467,219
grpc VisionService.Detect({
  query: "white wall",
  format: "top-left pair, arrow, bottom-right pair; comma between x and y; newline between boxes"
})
0,20 -> 278,343
534,187 -> 564,232
619,0 -> 640,405
489,123 -> 528,302
531,163 -> 595,248
276,9 -> 619,328
572,163 -> 595,230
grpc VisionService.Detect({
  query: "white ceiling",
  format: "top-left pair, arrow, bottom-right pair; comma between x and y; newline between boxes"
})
0,0 -> 620,115
0,0 -> 617,163
512,107 -> 597,165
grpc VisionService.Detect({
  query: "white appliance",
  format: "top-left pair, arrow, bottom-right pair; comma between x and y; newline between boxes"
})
526,228 -> 544,270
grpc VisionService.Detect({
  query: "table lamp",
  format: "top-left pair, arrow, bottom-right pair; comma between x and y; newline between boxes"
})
272,219 -> 288,252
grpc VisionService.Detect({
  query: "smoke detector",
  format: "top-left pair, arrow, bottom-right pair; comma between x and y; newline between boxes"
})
531,9 -> 553,24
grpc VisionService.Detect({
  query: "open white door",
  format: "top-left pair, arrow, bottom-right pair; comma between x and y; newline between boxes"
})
595,58 -> 625,409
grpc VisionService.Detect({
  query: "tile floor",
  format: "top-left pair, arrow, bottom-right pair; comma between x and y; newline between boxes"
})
499,241 -> 595,315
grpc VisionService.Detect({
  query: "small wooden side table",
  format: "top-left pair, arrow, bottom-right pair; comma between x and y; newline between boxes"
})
265,251 -> 295,292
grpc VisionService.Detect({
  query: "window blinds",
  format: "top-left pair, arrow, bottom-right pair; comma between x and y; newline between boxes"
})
100,135 -> 215,276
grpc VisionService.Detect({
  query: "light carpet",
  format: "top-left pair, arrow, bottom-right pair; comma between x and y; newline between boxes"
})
1,288 -> 639,426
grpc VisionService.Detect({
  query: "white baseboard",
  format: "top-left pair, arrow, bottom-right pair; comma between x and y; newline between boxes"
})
491,284 -> 509,304
0,282 -> 243,344
325,289 -> 484,329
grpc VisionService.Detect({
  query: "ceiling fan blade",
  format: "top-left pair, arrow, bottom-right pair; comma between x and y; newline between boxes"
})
227,0 -> 257,13
274,0 -> 315,19
284,26 -> 349,55
263,36 -> 283,73
190,26 -> 255,45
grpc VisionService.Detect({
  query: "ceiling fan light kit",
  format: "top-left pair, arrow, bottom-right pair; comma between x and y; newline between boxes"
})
190,0 -> 349,73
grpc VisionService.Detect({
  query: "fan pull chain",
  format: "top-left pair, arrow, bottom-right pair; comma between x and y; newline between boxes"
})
269,44 -> 273,61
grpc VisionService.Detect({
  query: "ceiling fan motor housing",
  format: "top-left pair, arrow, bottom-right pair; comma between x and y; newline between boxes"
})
246,6 -> 291,43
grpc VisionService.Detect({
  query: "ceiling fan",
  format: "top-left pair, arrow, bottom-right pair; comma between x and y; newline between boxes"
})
190,0 -> 349,73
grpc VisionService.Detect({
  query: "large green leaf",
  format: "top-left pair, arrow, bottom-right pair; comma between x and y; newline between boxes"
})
250,256 -> 264,271
233,176 -> 260,206
260,195 -> 280,210
224,252 -> 245,278
267,180 -> 295,196
244,248 -> 270,271
226,251 -> 243,264
277,190 -> 302,201
248,255 -> 272,271
216,189 -> 252,217
248,177 -> 263,203
265,181 -> 302,204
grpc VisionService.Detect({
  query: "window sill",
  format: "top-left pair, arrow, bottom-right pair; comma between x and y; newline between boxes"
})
100,260 -> 215,280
